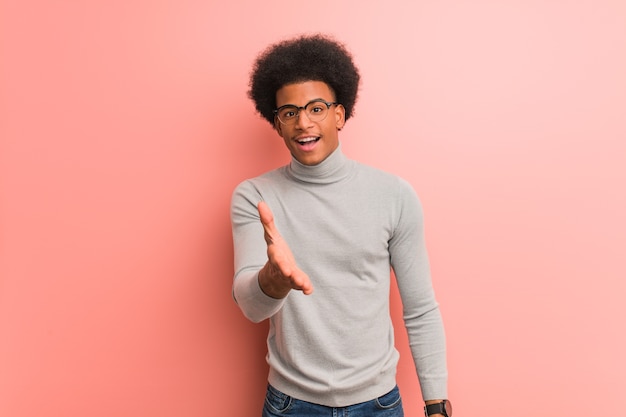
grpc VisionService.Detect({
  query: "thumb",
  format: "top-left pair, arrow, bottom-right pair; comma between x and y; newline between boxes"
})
258,201 -> 279,244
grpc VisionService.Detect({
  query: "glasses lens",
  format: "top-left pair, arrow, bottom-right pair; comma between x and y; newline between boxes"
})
277,105 -> 298,124
305,101 -> 329,122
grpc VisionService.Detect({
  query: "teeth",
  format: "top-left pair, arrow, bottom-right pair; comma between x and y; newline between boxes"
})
297,137 -> 318,143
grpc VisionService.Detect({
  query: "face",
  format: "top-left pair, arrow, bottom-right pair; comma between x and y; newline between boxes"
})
274,81 -> 345,166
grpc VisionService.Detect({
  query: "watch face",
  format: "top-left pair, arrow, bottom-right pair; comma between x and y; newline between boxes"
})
445,400 -> 452,416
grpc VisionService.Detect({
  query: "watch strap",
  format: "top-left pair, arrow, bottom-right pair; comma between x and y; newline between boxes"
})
424,400 -> 449,417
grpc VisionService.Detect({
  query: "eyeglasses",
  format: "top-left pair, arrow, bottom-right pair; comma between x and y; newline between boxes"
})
273,99 -> 338,125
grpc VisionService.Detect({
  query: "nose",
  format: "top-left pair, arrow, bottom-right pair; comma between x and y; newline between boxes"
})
294,108 -> 314,129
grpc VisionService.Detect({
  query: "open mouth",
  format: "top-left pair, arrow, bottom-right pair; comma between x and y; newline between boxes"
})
296,136 -> 320,145
295,136 -> 320,150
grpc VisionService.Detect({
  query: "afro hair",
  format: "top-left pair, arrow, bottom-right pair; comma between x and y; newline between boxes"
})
248,34 -> 360,126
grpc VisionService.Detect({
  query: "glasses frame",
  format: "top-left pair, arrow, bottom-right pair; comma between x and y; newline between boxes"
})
273,99 -> 338,125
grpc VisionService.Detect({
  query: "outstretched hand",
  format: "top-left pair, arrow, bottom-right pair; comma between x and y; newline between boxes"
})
257,201 -> 313,298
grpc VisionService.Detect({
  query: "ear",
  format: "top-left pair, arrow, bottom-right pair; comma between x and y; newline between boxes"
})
334,104 -> 346,130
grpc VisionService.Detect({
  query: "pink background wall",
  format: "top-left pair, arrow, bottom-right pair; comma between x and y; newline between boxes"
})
1,1 -> 625,416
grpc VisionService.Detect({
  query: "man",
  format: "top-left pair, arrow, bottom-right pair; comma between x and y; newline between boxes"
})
231,34 -> 451,417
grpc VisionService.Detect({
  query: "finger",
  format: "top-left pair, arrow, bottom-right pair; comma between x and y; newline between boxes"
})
289,268 -> 314,295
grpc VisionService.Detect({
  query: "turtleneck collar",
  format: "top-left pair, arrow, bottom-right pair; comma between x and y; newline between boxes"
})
286,143 -> 354,185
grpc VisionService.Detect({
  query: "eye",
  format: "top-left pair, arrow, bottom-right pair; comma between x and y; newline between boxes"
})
310,105 -> 325,114
280,107 -> 297,119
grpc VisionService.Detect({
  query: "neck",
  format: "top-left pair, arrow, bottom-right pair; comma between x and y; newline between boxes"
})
287,143 -> 352,184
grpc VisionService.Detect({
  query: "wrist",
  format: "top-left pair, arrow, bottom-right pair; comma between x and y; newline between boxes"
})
258,264 -> 290,299
424,399 -> 452,417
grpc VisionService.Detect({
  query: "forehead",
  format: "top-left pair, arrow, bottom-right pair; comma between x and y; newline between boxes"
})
275,81 -> 335,106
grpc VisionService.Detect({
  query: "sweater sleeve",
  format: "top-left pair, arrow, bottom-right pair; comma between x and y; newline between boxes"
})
230,180 -> 285,323
388,180 -> 448,401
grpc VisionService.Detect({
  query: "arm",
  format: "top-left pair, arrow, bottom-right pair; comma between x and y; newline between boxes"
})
231,183 -> 311,322
389,180 -> 448,402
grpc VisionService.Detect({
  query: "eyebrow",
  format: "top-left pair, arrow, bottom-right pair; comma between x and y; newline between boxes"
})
277,98 -> 330,108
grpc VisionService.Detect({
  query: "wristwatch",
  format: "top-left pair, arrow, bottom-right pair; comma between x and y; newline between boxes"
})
424,400 -> 452,417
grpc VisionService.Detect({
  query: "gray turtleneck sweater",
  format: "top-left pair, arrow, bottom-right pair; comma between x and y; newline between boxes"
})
231,145 -> 447,407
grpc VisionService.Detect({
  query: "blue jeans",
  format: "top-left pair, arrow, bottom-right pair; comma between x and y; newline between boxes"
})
261,384 -> 404,417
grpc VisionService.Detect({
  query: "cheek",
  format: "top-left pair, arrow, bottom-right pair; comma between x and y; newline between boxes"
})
275,123 -> 288,139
